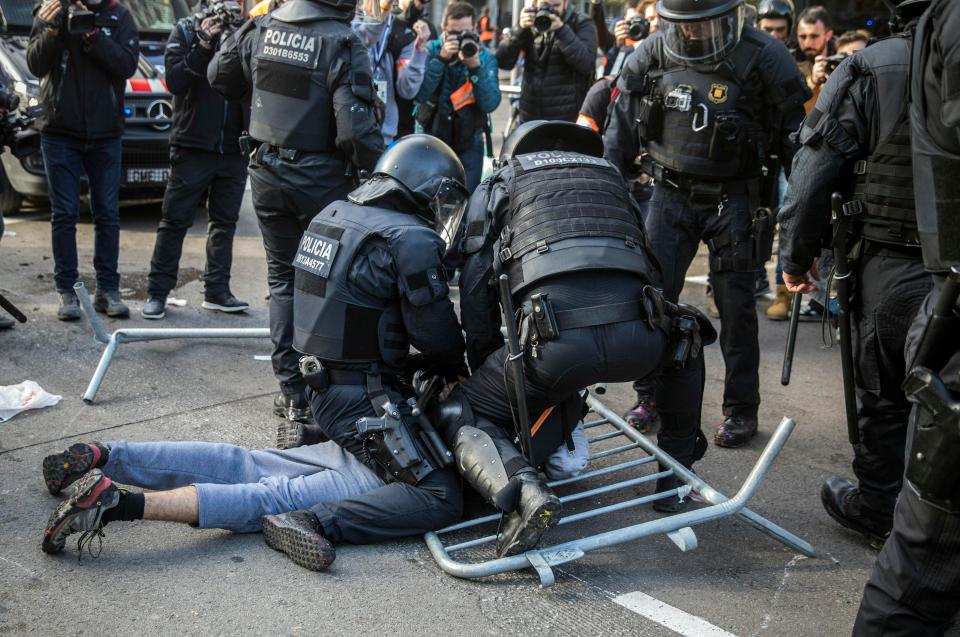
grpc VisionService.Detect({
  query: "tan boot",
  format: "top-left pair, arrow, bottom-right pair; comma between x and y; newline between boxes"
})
765,284 -> 793,321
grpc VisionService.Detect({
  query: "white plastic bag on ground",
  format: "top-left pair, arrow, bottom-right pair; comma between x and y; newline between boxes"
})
0,381 -> 62,422
544,421 -> 590,480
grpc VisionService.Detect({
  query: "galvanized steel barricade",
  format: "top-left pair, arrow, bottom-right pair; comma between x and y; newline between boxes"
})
424,393 -> 815,587
74,282 -> 270,404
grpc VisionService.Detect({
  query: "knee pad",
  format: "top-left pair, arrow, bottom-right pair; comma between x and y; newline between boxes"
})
435,387 -> 476,447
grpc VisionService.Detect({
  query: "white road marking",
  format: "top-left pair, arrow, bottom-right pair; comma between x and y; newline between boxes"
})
613,591 -> 740,637
685,274 -> 710,286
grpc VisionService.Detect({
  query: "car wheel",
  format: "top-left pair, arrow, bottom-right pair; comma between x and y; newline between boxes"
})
0,166 -> 23,216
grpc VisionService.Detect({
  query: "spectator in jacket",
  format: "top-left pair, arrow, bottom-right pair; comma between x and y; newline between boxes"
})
496,0 -> 598,125
416,1 -> 500,191
141,9 -> 249,320
27,0 -> 139,321
353,0 -> 430,146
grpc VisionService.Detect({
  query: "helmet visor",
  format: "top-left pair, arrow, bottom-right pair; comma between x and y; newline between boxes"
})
660,8 -> 743,64
430,178 -> 469,249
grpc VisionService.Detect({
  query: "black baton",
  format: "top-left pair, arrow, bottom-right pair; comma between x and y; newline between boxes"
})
781,291 -> 803,385
0,291 -> 26,323
498,274 -> 533,461
831,192 -> 860,445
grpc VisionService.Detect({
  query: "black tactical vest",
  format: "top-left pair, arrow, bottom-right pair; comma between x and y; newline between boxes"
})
846,34 -> 920,248
495,151 -> 655,295
639,33 -> 766,181
249,1 -> 342,151
911,5 -> 960,272
293,202 -> 434,372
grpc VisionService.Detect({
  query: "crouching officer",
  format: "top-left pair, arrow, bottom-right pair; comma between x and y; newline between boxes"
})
209,0 -> 384,425
780,0 -> 932,549
257,135 -> 470,571
604,0 -> 809,447
854,0 -> 960,630
436,121 -> 713,558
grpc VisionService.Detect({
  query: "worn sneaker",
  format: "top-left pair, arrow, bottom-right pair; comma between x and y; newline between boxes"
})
41,470 -> 119,555
141,297 -> 166,320
624,399 -> 661,435
202,291 -> 249,314
57,291 -> 81,321
797,299 -> 825,322
93,290 -> 130,318
262,510 -> 336,572
754,272 -> 771,298
275,422 -> 328,450
496,472 -> 562,558
713,415 -> 759,448
820,476 -> 892,550
42,442 -> 106,496
273,392 -> 312,423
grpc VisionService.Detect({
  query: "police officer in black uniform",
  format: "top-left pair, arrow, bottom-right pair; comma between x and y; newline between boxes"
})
854,0 -> 960,631
779,0 -> 932,549
436,121 -> 713,557
256,135 -> 471,571
604,0 -> 809,447
208,0 -> 384,425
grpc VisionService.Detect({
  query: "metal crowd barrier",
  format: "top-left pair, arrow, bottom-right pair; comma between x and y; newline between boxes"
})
74,282 -> 270,404
424,393 -> 815,587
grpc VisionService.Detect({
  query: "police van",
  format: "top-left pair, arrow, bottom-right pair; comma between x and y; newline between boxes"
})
0,0 -> 192,215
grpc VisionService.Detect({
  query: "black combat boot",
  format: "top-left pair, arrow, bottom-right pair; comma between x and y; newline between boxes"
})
820,476 -> 892,549
495,470 -> 562,557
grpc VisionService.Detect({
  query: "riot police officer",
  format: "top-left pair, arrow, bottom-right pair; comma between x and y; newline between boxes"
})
604,0 -> 809,447
256,135 -> 470,571
208,0 -> 384,425
436,121 -> 713,557
854,0 -> 960,630
779,0 -> 932,549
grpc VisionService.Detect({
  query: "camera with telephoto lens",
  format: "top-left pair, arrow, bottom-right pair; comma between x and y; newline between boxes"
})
824,53 -> 848,75
627,15 -> 650,41
456,30 -> 480,58
195,1 -> 244,28
533,3 -> 558,33
62,0 -> 96,35
0,89 -> 42,159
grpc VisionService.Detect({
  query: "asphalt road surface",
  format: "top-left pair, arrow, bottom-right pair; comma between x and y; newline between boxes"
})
2,115 -> 958,634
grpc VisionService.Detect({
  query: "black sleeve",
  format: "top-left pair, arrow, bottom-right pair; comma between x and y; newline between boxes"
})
460,178 -> 511,372
589,2 -> 615,54
754,33 -> 813,176
603,39 -> 656,173
83,9 -> 139,80
164,21 -> 215,96
329,34 -> 385,172
778,61 -> 870,276
495,27 -> 531,71
26,11 -> 65,78
553,14 -> 598,78
208,19 -> 256,99
579,77 -> 612,133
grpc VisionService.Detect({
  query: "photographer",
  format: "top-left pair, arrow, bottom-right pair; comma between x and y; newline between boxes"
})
141,3 -> 249,320
415,1 -> 500,191
495,0 -> 598,125
27,0 -> 139,321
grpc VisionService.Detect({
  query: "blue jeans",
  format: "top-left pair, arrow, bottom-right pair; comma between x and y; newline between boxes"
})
102,440 -> 384,533
459,133 -> 485,193
41,134 -> 122,293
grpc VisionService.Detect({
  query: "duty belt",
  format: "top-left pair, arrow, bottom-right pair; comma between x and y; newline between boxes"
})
299,356 -> 396,392
639,157 -> 755,202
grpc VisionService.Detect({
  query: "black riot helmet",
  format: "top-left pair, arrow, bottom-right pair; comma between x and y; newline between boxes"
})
349,135 -> 469,247
880,0 -> 930,20
657,0 -> 745,65
757,0 -> 794,32
497,120 -> 604,167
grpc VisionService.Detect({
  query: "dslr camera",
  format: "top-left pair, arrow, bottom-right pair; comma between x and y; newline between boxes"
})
627,15 -> 650,41
0,89 -> 42,159
456,30 -> 480,58
195,1 -> 244,28
62,0 -> 96,35
533,4 -> 558,33
824,52 -> 849,75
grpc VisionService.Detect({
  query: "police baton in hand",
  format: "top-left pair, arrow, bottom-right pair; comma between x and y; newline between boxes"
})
499,274 -> 534,461
831,192 -> 860,445
780,291 -> 803,385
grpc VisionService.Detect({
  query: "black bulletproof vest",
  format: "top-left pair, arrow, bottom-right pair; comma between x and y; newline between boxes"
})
847,35 -> 919,248
640,33 -> 766,180
495,151 -> 655,296
292,202 -> 428,372
911,6 -> 960,272
249,2 -> 341,151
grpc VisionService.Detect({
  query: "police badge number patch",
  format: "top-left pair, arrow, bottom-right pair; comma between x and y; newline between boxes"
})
293,231 -> 340,279
708,83 -> 728,104
259,27 -> 321,69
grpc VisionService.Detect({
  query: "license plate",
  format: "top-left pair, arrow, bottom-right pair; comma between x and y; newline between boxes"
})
126,168 -> 170,184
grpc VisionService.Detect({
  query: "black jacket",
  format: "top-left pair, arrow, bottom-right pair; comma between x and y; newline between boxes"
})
496,6 -> 598,124
27,0 -> 139,140
165,19 -> 246,154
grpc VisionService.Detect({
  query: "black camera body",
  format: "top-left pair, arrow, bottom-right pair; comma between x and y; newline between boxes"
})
824,52 -> 848,75
456,30 -> 480,58
533,4 -> 558,33
627,15 -> 650,41
195,1 -> 244,28
64,0 -> 96,35
0,89 -> 42,159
